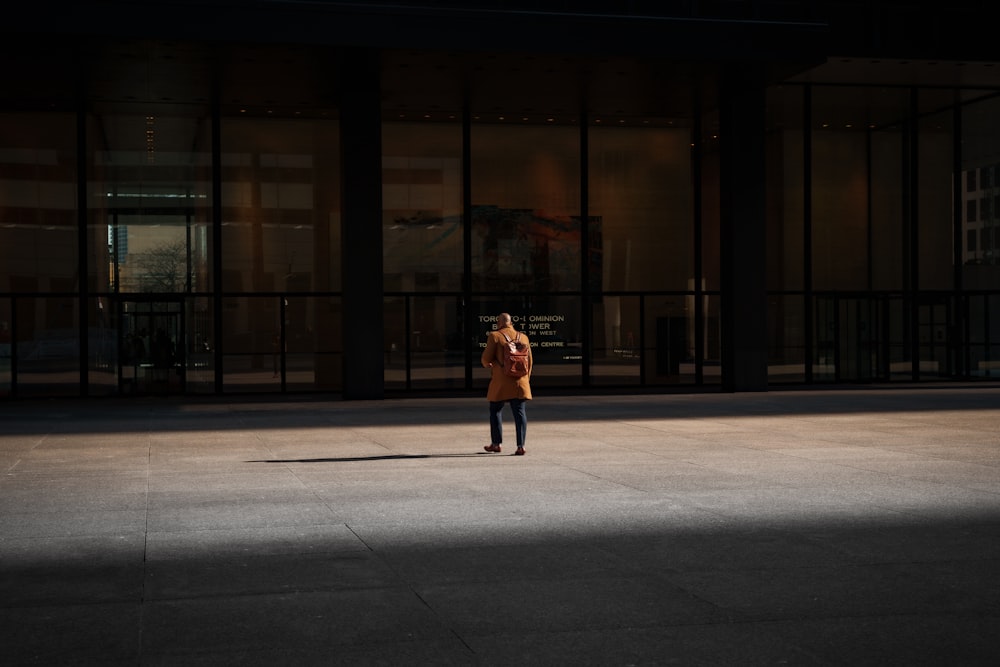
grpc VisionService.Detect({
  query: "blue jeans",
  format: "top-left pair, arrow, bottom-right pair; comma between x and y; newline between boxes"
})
489,399 -> 527,448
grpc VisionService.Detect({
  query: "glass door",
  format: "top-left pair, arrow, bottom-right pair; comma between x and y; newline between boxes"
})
917,296 -> 953,379
118,299 -> 185,395
815,295 -> 886,382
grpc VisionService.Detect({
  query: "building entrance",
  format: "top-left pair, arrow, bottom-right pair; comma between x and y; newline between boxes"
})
816,295 -> 886,382
118,299 -> 185,395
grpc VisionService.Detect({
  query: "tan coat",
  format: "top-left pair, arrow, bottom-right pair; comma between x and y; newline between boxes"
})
481,325 -> 533,402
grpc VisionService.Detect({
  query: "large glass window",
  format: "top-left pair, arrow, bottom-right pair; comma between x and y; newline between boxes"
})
285,296 -> 342,392
383,296 -> 407,390
961,92 -> 1000,291
698,111 -> 723,385
382,121 -> 463,292
221,295 -> 341,393
221,295 -> 283,392
15,296 -> 79,397
766,86 -> 806,381
87,296 -> 117,396
220,118 -> 341,294
591,295 -> 641,385
589,123 -> 694,291
814,295 -> 884,383
471,122 -> 580,292
383,295 -> 464,390
918,90 -> 956,291
870,102 -> 907,292
185,296 -> 215,394
88,107 -> 213,295
968,294 -> 1000,378
0,298 -> 10,397
809,87 -> 913,292
811,88 -> 872,291
85,41 -> 214,297
0,113 -> 78,294
700,108 -> 722,293
768,294 -> 806,383
766,86 -> 805,292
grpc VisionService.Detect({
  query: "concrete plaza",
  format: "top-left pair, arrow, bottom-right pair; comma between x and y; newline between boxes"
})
1,386 -> 999,665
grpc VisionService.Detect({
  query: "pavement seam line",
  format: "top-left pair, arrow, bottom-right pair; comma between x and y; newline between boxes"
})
343,523 -> 479,658
138,408 -> 153,661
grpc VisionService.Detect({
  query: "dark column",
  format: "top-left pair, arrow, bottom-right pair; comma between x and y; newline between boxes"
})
719,65 -> 768,392
76,87 -> 89,396
211,59 -> 224,394
339,48 -> 384,399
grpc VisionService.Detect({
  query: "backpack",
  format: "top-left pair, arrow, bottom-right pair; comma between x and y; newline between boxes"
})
501,332 -> 530,378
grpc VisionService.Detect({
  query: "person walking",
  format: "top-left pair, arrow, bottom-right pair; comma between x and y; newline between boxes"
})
481,312 -> 533,455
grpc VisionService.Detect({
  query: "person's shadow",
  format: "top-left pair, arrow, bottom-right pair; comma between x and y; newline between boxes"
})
248,453 -> 494,463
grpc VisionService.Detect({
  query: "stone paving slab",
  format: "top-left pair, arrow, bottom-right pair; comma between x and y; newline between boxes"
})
1,386 -> 999,665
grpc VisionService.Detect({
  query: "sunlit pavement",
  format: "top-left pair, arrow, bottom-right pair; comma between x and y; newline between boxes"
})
2,386 -> 999,665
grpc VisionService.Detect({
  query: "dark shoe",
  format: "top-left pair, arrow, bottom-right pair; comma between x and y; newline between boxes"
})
515,447 -> 525,456
484,444 -> 501,453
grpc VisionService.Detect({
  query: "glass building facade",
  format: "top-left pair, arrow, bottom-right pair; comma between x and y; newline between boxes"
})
3,3 -> 1000,399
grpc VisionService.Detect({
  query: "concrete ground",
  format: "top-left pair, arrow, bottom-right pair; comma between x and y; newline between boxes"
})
1,386 -> 999,666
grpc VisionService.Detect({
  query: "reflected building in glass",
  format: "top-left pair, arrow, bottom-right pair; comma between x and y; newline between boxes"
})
2,1 -> 999,399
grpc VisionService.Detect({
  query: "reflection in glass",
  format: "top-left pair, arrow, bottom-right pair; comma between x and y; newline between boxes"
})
700,108 -> 721,292
766,87 -> 804,292
592,295 -> 640,385
383,296 -> 407,390
384,295 -> 469,390
88,297 -> 118,396
471,124 -> 580,292
590,125 -> 694,291
702,295 -> 722,384
813,295 -> 836,382
0,298 -> 10,397
285,296 -> 342,392
917,297 -> 952,379
222,296 -> 282,392
410,296 -> 463,389
768,294 -> 805,383
0,113 -> 78,293
918,107 -> 954,290
870,105 -> 906,291
812,96 -> 869,291
382,122 -> 463,292
967,294 -> 1000,378
14,296 -> 79,397
810,87 -> 911,292
221,295 -> 341,393
185,296 -> 215,394
220,118 -> 341,293
961,94 -> 1000,291
88,109 -> 213,294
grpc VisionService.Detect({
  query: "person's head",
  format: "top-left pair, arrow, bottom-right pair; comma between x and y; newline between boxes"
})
497,312 -> 512,328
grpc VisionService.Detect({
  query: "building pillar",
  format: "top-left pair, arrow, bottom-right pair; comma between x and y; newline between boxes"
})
339,48 -> 384,399
719,64 -> 768,392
